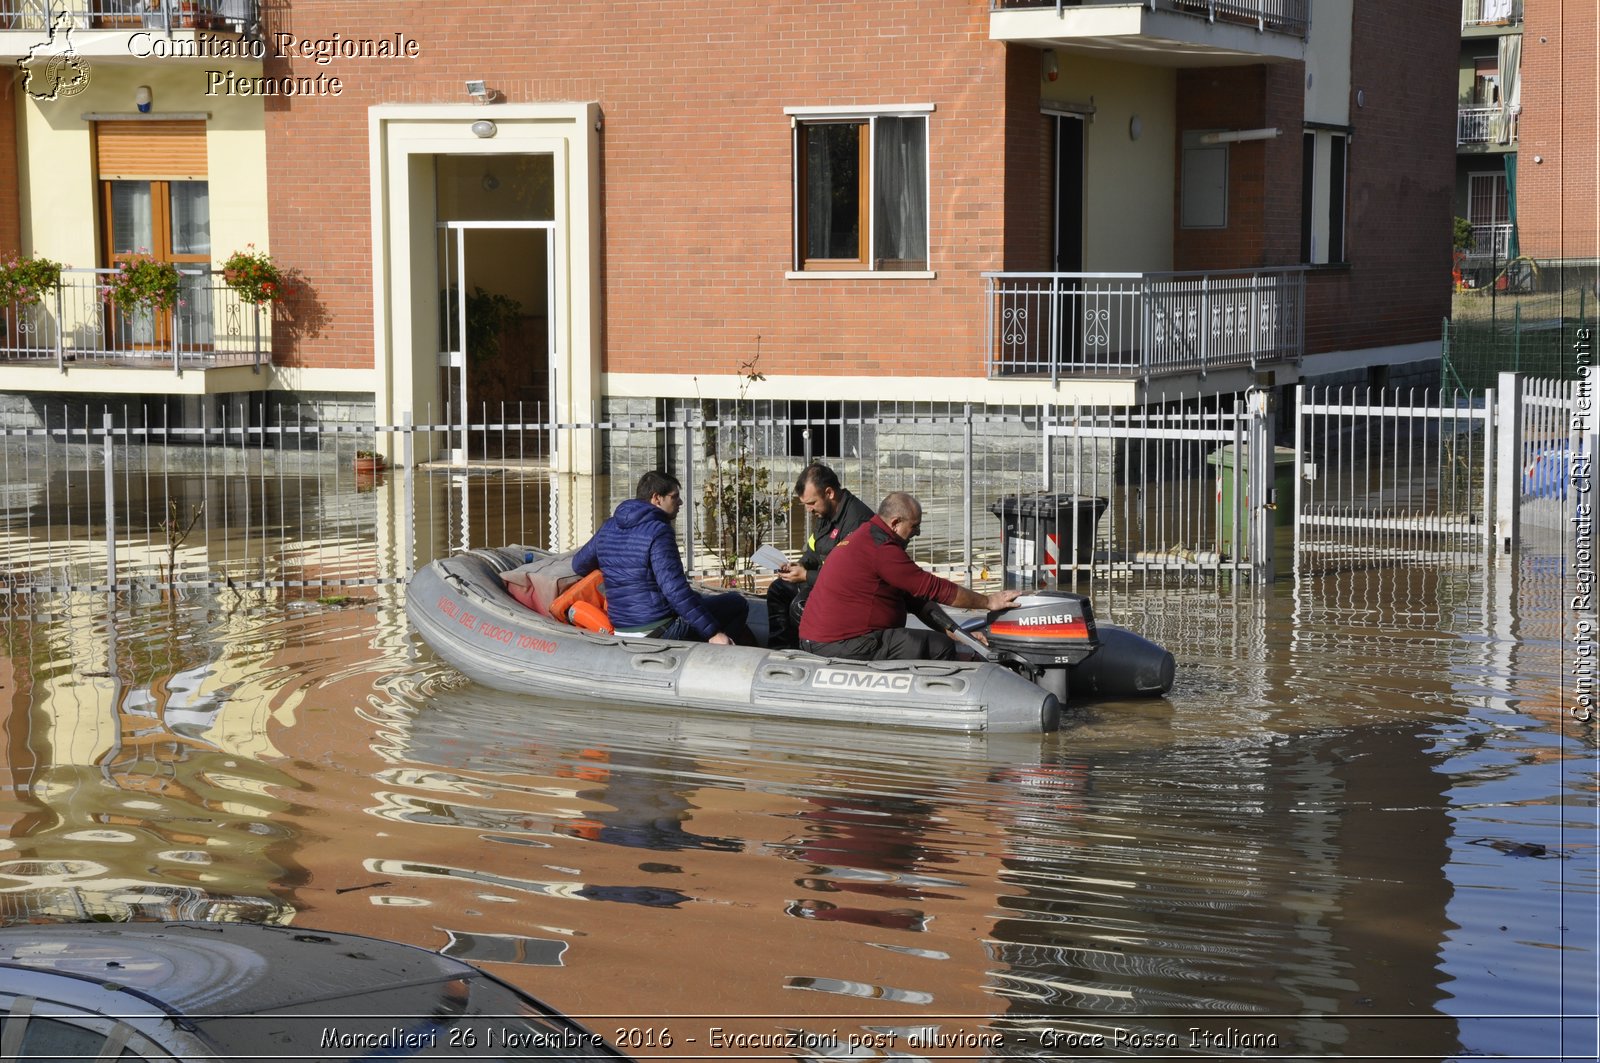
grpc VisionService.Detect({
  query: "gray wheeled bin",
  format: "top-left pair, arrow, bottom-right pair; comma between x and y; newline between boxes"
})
988,493 -> 1108,590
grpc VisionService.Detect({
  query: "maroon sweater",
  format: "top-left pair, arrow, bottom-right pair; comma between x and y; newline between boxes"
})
798,515 -> 963,644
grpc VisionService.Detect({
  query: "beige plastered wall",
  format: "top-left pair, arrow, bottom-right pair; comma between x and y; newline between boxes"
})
1043,54 -> 1176,274
1303,0 -> 1354,127
19,61 -> 268,283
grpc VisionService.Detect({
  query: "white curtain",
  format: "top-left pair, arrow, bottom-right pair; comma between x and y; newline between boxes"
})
169,181 -> 211,256
872,116 -> 927,269
110,181 -> 152,254
1497,33 -> 1521,145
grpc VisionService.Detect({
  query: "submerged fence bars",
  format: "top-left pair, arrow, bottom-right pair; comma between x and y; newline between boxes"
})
0,374 -> 1586,598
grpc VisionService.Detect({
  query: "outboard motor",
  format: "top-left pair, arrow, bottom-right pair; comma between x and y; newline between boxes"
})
983,592 -> 1100,703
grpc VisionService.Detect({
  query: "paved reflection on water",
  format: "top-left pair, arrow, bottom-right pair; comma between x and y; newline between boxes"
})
0,557 -> 1592,1060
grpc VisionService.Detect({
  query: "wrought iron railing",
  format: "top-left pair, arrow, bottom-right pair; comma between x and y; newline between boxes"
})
1457,105 -> 1518,146
0,267 -> 272,373
984,268 -> 1305,382
1464,221 -> 1513,263
0,0 -> 256,33
990,0 -> 1310,38
1461,0 -> 1521,28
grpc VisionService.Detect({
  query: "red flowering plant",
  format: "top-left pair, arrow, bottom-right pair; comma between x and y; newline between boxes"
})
221,245 -> 287,306
103,251 -> 182,312
0,254 -> 64,307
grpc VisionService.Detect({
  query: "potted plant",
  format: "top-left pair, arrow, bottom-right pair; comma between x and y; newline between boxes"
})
103,251 -> 182,313
0,254 -> 64,308
353,448 -> 387,475
221,245 -> 288,306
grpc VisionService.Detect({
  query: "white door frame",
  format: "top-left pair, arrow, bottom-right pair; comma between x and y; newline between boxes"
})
437,220 -> 558,464
370,103 -> 600,473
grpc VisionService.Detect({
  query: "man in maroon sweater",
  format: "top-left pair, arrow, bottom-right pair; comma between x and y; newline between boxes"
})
798,491 -> 1021,661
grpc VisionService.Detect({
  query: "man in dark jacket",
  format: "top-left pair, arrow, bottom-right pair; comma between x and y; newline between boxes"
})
573,471 -> 754,645
799,491 -> 1019,661
765,463 -> 874,649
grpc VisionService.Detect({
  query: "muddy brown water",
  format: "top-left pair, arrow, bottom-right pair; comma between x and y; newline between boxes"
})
0,555 -> 1592,1061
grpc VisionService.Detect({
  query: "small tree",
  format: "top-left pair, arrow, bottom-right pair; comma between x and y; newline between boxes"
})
1453,216 -> 1474,253
698,346 -> 781,588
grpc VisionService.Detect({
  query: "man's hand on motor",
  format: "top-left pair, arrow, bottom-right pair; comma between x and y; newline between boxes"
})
709,632 -> 735,645
984,589 -> 1022,611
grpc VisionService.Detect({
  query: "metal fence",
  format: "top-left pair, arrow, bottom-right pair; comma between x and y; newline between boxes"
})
0,0 -> 256,32
1444,271 -> 1596,392
0,380 -> 1585,598
989,0 -> 1310,37
984,268 -> 1304,382
0,397 -> 1275,599
0,268 -> 273,373
1295,386 -> 1494,573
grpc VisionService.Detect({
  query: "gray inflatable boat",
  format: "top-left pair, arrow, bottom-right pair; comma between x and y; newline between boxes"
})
406,547 -> 1174,735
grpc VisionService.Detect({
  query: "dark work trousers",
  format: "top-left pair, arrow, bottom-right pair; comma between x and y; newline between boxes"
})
801,627 -> 957,662
766,578 -> 803,649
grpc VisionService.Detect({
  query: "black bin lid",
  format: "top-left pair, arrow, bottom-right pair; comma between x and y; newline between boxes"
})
988,493 -> 1108,518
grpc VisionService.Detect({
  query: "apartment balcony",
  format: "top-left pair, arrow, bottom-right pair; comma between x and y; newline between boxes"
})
1462,222 -> 1514,266
984,268 -> 1305,382
1462,0 -> 1521,33
0,268 -> 272,376
990,0 -> 1308,66
1457,104 -> 1519,148
0,0 -> 258,61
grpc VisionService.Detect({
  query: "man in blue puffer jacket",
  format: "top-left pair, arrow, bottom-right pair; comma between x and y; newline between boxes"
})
572,470 -> 755,645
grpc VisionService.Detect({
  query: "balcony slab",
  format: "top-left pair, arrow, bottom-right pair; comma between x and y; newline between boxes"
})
991,3 -> 1305,66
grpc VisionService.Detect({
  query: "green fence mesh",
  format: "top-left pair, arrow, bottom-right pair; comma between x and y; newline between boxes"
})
1442,259 -> 1598,392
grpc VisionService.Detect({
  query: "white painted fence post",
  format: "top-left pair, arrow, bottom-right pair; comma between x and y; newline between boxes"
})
1495,371 -> 1522,555
103,408 -> 116,593
1247,388 -> 1275,582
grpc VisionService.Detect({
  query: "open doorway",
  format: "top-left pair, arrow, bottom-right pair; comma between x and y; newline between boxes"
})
435,154 -> 556,462
1053,113 -> 1086,368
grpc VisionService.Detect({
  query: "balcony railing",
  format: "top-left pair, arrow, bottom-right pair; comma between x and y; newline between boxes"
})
0,0 -> 256,33
991,0 -> 1310,38
1462,0 -> 1521,28
0,267 -> 273,375
984,268 -> 1305,381
1457,105 -> 1518,146
1463,221 -> 1513,263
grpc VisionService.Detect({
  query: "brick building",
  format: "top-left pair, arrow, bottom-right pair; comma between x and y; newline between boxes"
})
0,1 -> 1459,473
1453,0 -> 1598,276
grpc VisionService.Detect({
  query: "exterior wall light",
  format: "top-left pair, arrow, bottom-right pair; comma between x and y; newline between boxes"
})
1041,49 -> 1059,82
1128,114 -> 1143,141
470,119 -> 497,139
135,85 -> 152,113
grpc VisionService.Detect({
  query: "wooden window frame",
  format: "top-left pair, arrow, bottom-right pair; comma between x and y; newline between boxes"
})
789,105 -> 933,275
796,119 -> 870,271
100,179 -> 212,349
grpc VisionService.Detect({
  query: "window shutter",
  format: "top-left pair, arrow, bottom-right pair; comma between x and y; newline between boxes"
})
94,121 -> 208,180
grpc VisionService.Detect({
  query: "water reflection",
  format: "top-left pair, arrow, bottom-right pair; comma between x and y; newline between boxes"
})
0,554 -> 1590,1059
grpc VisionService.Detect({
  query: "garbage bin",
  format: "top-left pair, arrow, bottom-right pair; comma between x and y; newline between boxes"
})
988,493 -> 1108,590
1207,444 -> 1295,557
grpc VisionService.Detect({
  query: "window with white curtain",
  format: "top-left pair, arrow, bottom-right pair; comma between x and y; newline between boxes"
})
790,106 -> 930,272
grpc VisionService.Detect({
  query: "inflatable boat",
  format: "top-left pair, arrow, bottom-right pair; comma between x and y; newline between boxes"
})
406,547 -> 1174,735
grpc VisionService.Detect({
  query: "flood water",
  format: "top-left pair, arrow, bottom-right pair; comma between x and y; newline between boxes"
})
0,554 -> 1593,1061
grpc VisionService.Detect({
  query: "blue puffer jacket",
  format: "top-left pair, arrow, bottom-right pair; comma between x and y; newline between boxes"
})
571,499 -> 721,638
